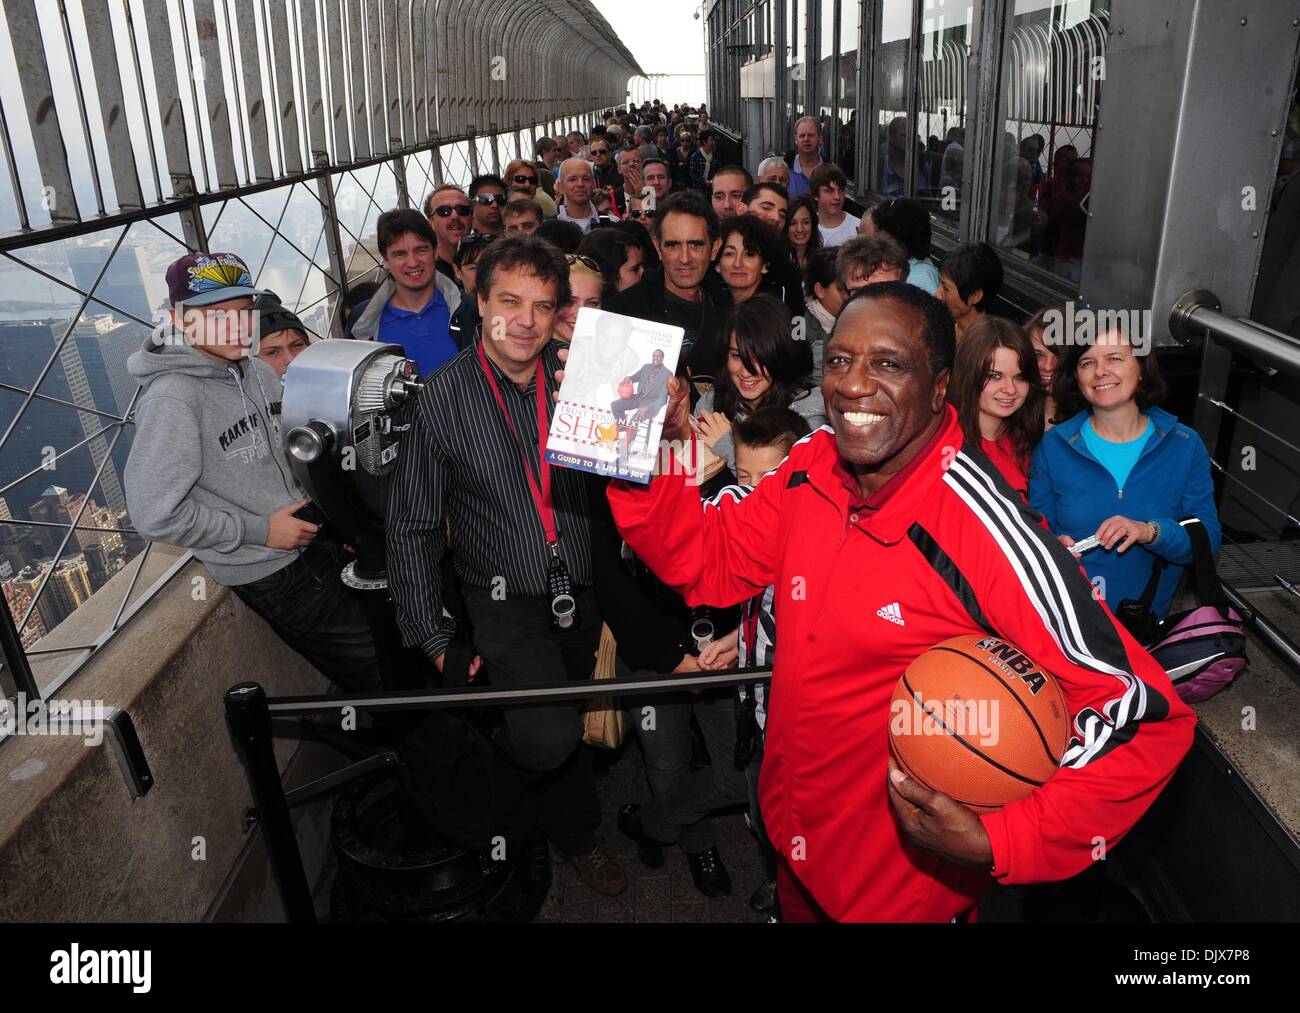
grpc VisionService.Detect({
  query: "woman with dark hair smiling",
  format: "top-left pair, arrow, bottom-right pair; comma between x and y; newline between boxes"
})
1029,325 -> 1220,622
785,194 -> 822,272
947,316 -> 1045,501
691,294 -> 826,472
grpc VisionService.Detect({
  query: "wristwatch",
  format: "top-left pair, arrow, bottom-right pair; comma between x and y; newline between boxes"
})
1147,521 -> 1160,543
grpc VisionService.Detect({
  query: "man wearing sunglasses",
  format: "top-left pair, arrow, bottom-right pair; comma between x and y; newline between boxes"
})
423,185 -> 472,283
589,140 -> 621,194
468,174 -> 508,236
614,147 -> 643,215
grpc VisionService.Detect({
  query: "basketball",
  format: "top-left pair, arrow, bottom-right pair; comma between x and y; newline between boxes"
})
889,634 -> 1070,812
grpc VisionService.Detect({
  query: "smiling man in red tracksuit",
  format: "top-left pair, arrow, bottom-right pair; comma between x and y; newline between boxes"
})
608,282 -> 1195,922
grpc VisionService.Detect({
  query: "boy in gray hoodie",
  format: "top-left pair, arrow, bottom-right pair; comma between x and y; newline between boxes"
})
124,252 -> 380,691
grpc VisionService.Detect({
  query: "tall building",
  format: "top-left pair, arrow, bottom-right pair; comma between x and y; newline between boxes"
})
58,335 -> 129,516
73,314 -> 141,419
1,575 -> 47,649
66,244 -> 156,326
83,539 -> 123,592
0,319 -> 128,527
28,486 -> 85,556
43,555 -> 93,631
0,494 -> 44,579
8,561 -> 63,637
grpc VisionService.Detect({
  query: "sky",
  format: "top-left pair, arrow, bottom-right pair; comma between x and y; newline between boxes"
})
593,0 -> 706,77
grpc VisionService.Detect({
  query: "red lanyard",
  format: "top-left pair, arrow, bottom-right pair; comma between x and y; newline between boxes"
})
476,340 -> 557,545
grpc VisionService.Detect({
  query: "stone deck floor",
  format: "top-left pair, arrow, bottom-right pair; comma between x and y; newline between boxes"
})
536,736 -> 769,923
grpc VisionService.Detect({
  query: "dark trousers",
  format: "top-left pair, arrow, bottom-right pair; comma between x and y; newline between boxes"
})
462,585 -> 602,857
625,677 -> 749,854
231,541 -> 383,693
745,739 -> 777,881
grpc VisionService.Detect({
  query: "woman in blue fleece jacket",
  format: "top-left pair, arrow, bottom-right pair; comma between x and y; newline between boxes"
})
1028,330 -> 1220,621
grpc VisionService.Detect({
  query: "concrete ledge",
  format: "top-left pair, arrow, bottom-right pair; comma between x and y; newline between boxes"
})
1192,587 -> 1300,843
0,559 -> 333,921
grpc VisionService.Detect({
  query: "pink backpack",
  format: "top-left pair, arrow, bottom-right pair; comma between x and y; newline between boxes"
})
1137,519 -> 1247,704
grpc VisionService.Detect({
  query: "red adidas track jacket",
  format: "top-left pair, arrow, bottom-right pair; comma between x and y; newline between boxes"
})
608,407 -> 1195,922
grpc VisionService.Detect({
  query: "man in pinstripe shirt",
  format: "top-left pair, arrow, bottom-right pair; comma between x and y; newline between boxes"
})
385,236 -> 627,897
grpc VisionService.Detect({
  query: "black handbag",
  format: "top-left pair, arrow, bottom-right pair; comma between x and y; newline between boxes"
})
1114,555 -> 1166,644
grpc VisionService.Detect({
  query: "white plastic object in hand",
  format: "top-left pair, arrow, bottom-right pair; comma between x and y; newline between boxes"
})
1069,534 -> 1102,555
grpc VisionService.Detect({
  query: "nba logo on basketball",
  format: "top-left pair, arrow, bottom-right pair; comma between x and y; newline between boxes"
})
889,635 -> 1071,811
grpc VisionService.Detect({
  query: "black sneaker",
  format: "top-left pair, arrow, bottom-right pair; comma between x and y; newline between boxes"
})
686,846 -> 731,899
749,879 -> 775,914
617,803 -> 665,869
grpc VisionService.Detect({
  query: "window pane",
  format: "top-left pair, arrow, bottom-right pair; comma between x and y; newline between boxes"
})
788,0 -> 805,127
0,217 -> 191,681
872,0 -> 918,197
918,1 -> 978,222
817,0 -> 836,159
990,0 -> 1111,284
838,0 -> 860,184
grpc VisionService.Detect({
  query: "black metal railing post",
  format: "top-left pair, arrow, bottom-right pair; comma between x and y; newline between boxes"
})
224,682 -> 316,923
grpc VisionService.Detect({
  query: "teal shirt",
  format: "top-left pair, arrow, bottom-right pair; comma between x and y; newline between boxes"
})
1080,415 -> 1153,493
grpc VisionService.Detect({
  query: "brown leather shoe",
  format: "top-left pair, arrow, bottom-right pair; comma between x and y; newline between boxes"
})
563,841 -> 628,897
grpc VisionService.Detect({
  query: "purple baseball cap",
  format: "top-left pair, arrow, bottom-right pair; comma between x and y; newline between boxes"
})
166,252 -> 270,308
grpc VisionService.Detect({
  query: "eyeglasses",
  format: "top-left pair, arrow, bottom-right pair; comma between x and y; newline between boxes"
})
627,209 -> 656,219
458,232 -> 496,251
590,148 -> 610,156
565,254 -> 602,271
431,204 -> 473,217
472,193 -> 507,206
511,174 -> 539,185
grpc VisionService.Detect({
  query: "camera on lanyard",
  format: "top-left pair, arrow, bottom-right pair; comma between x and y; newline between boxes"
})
547,542 -> 578,632
690,607 -> 715,652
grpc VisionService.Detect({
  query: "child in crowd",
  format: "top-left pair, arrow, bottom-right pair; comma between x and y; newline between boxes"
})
808,163 -> 860,247
125,252 -> 381,692
448,233 -> 493,348
251,294 -> 310,378
698,406 -> 813,918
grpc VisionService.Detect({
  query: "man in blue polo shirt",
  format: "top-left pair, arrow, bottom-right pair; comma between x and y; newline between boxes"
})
350,209 -> 462,377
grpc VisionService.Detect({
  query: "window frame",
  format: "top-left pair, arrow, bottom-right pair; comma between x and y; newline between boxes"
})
849,0 -> 1092,303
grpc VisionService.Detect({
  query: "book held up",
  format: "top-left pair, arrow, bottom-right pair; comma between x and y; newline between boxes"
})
545,308 -> 684,484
